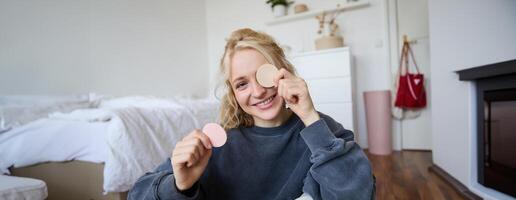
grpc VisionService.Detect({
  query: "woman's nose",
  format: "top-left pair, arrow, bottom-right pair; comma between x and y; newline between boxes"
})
251,81 -> 267,98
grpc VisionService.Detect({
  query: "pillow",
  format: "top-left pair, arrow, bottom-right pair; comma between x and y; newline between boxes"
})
98,96 -> 183,109
0,94 -> 89,106
0,98 -> 92,133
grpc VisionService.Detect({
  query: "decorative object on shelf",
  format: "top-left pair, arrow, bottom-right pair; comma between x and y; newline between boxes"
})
314,4 -> 345,50
266,1 -> 369,26
315,36 -> 344,50
294,4 -> 308,14
266,0 -> 294,17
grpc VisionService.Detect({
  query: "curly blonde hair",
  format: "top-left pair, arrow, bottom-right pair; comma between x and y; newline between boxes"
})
217,28 -> 296,130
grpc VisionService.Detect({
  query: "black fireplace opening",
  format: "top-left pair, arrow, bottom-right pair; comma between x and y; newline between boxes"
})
482,88 -> 516,197
457,59 -> 516,198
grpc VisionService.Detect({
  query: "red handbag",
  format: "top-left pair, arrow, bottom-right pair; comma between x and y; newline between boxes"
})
394,41 -> 427,109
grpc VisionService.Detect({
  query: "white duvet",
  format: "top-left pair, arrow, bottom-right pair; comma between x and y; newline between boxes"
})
0,96 -> 220,193
104,106 -> 199,192
0,117 -> 110,173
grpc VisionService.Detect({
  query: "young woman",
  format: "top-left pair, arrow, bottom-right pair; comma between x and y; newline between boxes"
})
128,28 -> 375,200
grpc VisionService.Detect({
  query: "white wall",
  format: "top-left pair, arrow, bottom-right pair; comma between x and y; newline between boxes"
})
205,0 -> 391,148
1,0 -> 393,148
205,0 -> 270,98
429,0 -> 516,199
0,0 -> 209,97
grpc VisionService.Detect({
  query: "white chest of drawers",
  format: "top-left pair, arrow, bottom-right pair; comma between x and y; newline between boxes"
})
289,47 -> 355,131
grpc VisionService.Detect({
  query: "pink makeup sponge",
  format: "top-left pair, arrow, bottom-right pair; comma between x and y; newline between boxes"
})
256,64 -> 279,88
202,123 -> 227,148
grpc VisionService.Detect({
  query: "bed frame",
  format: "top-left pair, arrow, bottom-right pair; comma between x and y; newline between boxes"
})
10,161 -> 127,200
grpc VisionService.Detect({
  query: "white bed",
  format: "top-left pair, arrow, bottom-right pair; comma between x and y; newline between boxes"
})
0,117 -> 110,173
0,95 -> 220,197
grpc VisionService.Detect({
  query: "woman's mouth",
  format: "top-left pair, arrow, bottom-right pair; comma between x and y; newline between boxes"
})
252,94 -> 277,109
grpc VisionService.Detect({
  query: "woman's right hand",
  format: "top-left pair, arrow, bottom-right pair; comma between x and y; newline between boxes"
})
171,129 -> 212,191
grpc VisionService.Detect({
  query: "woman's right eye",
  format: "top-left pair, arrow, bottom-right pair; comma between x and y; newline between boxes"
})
236,82 -> 247,89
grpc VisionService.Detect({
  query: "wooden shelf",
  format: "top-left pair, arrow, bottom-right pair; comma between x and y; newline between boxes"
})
291,47 -> 350,57
266,1 -> 370,26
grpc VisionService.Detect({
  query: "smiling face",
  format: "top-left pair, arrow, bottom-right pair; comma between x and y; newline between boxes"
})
229,48 -> 287,127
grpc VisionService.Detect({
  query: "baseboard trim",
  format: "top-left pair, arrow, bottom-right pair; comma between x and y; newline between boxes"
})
429,164 -> 482,200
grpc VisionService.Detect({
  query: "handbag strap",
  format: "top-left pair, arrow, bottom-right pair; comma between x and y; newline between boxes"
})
398,41 -> 421,75
406,69 -> 419,100
397,42 -> 409,75
406,43 -> 421,74
398,41 -> 421,100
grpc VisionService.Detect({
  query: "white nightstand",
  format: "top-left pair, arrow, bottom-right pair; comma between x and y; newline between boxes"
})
290,47 -> 356,131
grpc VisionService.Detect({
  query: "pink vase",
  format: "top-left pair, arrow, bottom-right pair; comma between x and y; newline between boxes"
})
364,90 -> 392,155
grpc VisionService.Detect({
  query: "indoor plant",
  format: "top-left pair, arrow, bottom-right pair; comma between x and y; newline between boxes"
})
266,0 -> 294,17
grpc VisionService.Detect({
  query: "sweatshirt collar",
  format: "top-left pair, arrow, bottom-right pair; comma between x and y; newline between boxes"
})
247,113 -> 301,136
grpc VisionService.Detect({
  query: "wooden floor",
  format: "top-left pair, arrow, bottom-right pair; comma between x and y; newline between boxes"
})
366,150 -> 466,200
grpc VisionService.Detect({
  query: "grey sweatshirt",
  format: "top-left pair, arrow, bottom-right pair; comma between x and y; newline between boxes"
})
128,113 -> 375,200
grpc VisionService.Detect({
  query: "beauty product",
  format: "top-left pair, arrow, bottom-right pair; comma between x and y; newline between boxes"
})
202,123 -> 227,147
256,64 -> 279,88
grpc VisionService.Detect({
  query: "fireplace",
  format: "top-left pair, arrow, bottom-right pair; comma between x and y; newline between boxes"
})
457,59 -> 516,198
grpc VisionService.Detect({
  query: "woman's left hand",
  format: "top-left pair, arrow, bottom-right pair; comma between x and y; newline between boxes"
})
274,68 -> 320,126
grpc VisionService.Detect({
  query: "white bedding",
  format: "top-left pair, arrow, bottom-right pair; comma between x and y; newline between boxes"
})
0,97 -> 92,133
104,106 -> 198,192
0,96 -> 220,193
0,117 -> 110,174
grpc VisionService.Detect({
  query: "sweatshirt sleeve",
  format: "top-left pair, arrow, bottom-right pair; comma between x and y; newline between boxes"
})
300,114 -> 375,200
127,159 -> 204,200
